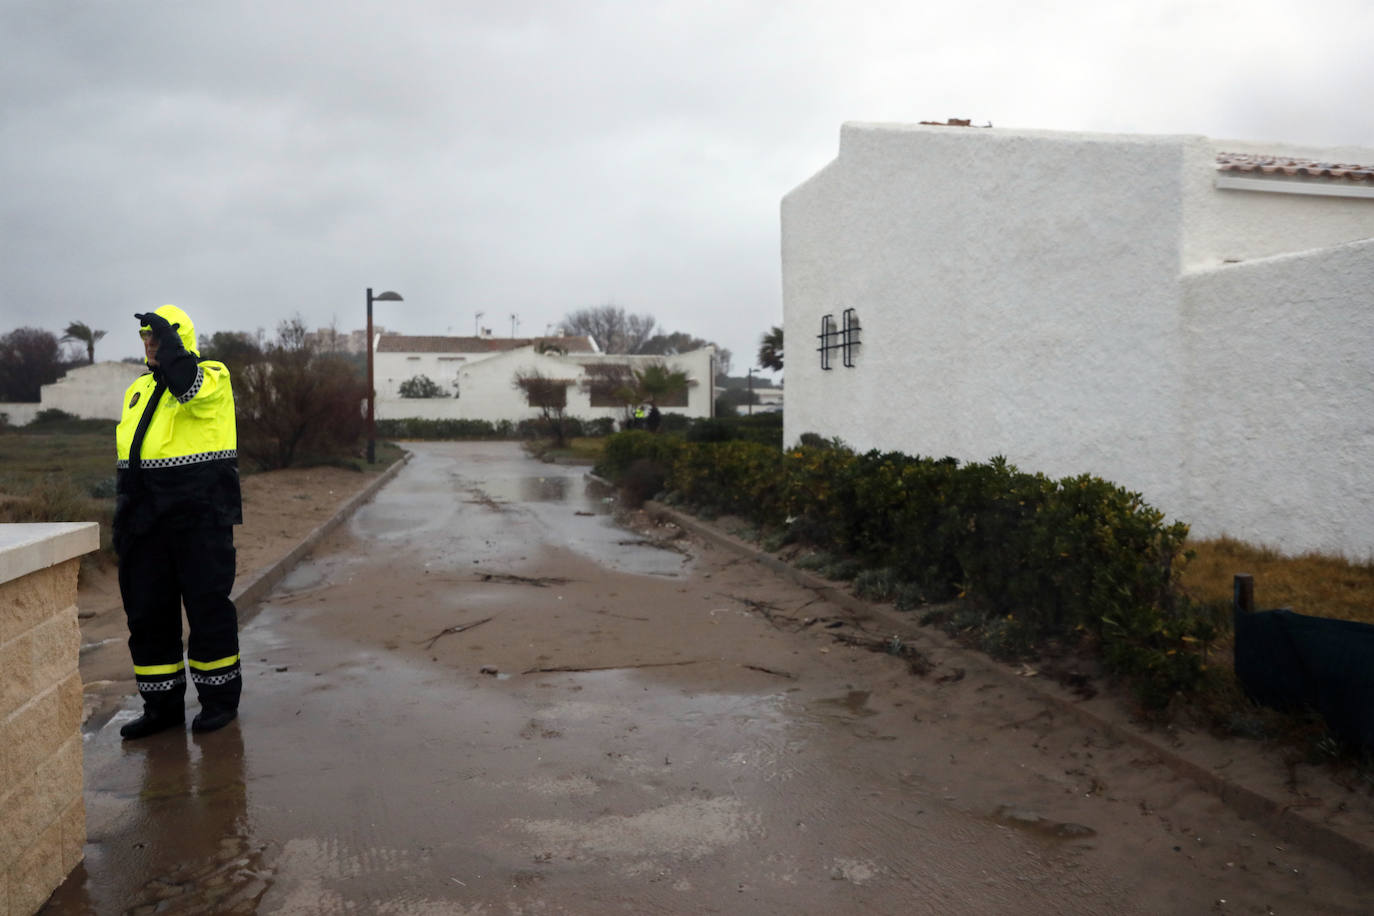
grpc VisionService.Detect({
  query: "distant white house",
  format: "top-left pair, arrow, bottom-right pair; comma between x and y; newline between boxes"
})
754,387 -> 783,413
374,333 -> 718,423
782,122 -> 1374,556
0,361 -> 146,425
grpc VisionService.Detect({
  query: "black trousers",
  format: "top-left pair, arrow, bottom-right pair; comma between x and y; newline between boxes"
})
117,525 -> 241,714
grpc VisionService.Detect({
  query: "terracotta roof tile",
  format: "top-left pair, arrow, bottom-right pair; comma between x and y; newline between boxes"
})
1215,152 -> 1374,182
377,335 -> 597,354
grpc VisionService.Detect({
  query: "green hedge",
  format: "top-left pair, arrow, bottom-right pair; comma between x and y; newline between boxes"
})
598,432 -> 1213,709
376,416 -> 616,440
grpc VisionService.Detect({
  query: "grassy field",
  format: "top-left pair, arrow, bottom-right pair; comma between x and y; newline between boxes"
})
1181,536 -> 1374,625
0,423 -> 406,556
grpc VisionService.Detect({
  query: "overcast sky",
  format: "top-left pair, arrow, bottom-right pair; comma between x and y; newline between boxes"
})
3,0 -> 1371,374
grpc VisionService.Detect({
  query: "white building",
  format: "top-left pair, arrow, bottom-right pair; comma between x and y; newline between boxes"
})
782,123 -> 1374,557
0,361 -> 146,425
373,334 -> 718,424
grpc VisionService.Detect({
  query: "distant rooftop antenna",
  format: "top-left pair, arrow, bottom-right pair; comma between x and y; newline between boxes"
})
474,311 -> 484,336
510,313 -> 520,337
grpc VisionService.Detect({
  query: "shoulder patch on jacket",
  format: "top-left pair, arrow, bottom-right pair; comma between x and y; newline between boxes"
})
129,391 -> 141,409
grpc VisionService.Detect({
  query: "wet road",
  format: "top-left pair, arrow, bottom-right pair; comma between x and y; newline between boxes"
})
48,442 -> 1370,914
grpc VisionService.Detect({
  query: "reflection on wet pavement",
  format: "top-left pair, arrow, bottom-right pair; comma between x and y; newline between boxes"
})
349,447 -> 684,578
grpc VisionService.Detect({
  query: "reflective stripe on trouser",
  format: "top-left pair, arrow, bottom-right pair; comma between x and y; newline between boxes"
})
134,661 -> 187,711
118,525 -> 239,714
189,654 -> 242,711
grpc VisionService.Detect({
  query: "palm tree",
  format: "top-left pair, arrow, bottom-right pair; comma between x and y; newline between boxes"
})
757,325 -> 783,372
62,321 -> 107,365
634,362 -> 689,406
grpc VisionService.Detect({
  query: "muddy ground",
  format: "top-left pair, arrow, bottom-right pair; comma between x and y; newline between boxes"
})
60,443 -> 1372,914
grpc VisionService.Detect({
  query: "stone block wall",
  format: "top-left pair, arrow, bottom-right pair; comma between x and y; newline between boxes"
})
0,523 -> 99,916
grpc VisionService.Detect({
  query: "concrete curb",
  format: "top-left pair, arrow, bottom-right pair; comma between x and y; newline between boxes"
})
640,497 -> 1374,881
232,453 -> 412,621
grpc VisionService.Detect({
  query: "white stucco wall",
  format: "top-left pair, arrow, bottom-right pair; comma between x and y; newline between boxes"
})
1182,137 -> 1374,270
1,362 -> 146,425
42,362 -> 147,420
0,403 -> 42,426
783,123 -> 1189,506
782,122 -> 1374,556
375,352 -> 474,399
1180,238 -> 1374,553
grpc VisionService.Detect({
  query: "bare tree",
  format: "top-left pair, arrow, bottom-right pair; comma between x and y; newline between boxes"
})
235,317 -> 368,469
560,305 -> 657,354
639,331 -> 731,375
513,368 -> 575,447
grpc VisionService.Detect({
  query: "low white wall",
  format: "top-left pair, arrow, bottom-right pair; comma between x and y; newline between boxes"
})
0,363 -> 145,426
1181,238 -> 1374,554
0,404 -> 42,426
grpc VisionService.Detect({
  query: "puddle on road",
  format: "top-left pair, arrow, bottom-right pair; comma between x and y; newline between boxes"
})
347,453 -> 682,578
989,805 -> 1097,842
477,475 -> 608,510
810,690 -> 878,718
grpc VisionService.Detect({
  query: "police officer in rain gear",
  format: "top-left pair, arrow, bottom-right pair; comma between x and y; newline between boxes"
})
114,305 -> 243,738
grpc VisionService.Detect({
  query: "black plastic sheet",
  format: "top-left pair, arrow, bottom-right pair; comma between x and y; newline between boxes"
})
1234,608 -> 1374,751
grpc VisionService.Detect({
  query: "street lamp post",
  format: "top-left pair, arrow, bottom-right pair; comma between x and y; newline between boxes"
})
366,287 -> 403,464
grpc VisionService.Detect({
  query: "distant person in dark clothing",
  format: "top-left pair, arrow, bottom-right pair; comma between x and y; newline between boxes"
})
646,403 -> 661,433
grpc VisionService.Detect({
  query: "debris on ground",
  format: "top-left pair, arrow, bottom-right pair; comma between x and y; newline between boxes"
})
417,617 -> 494,650
521,660 -> 697,675
476,571 -> 571,587
830,631 -> 934,676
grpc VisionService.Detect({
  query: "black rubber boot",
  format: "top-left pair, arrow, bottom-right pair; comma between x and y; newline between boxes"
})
120,708 -> 186,740
191,706 -> 238,733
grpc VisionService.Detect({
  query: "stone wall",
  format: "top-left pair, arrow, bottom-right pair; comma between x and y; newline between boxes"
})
0,523 -> 99,916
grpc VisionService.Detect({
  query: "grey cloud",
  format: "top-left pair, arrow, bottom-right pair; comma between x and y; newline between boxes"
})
3,0 -> 1371,369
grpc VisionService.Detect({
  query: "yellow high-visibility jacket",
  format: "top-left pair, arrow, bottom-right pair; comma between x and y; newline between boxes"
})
114,305 -> 241,536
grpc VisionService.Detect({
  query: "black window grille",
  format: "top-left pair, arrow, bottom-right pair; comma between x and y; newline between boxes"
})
817,309 -> 861,370
817,314 -> 837,370
841,308 -> 861,367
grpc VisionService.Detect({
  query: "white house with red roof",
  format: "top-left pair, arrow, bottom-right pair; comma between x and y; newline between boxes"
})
781,123 -> 1374,556
373,333 -> 717,424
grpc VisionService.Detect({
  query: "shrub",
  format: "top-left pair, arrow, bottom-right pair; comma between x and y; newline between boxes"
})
23,412 -> 115,435
596,428 -> 1208,707
619,458 -> 667,508
398,374 -> 449,398
235,318 -> 368,470
595,430 -> 685,479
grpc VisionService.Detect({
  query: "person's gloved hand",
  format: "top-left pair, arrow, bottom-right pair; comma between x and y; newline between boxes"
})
135,312 -> 195,394
135,312 -> 188,362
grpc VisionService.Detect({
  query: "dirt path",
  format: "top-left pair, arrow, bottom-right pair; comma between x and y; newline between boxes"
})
64,443 -> 1371,914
